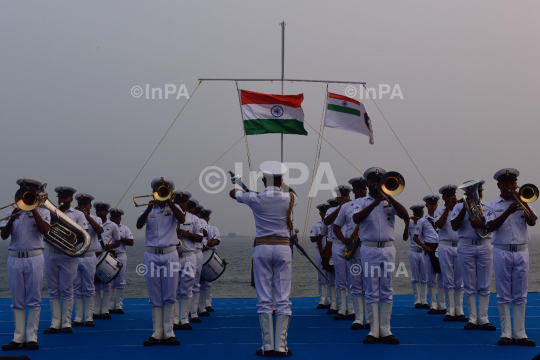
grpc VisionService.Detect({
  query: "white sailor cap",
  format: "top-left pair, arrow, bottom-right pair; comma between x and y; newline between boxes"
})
316,203 -> 330,211
327,198 -> 339,207
93,201 -> 111,210
201,209 -> 212,216
196,205 -> 204,211
461,180 -> 485,191
16,178 -> 43,188
75,193 -> 94,203
348,177 -> 367,188
438,184 -> 458,195
188,198 -> 199,208
423,195 -> 440,204
55,186 -> 77,197
494,168 -> 519,182
334,185 -> 352,197
364,167 -> 387,180
151,177 -> 175,191
410,204 -> 425,212
173,190 -> 191,201
259,161 -> 288,177
109,207 -> 124,216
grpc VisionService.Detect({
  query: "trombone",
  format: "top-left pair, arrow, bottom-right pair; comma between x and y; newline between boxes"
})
377,171 -> 405,202
0,184 -> 47,222
511,183 -> 538,220
133,178 -> 174,207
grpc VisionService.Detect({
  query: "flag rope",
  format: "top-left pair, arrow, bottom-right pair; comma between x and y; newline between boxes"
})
236,82 -> 255,188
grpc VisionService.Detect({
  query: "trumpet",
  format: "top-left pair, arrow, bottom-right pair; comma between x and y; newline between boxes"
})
0,184 -> 47,222
511,183 -> 538,220
133,178 -> 173,207
377,171 -> 405,202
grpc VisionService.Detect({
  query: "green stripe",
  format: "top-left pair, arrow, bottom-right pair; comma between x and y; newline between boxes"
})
244,119 -> 308,136
327,104 -> 361,117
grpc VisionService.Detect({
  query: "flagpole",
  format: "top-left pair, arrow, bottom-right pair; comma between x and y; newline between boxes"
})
280,21 -> 285,163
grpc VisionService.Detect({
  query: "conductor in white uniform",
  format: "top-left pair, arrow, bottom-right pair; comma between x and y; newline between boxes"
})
230,161 -> 297,357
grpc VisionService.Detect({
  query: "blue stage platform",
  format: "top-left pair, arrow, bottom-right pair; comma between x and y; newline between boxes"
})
1,294 -> 540,360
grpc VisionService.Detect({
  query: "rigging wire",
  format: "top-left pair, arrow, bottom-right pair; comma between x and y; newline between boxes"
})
236,82 -> 255,189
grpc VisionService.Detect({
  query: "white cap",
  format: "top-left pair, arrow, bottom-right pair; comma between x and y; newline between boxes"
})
259,161 -> 287,177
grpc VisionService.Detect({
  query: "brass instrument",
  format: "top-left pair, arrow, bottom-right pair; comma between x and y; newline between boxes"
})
342,224 -> 360,260
0,183 -> 46,222
133,177 -> 173,207
511,184 -> 538,220
458,180 -> 489,239
377,171 -> 405,202
321,238 -> 334,272
175,222 -> 183,248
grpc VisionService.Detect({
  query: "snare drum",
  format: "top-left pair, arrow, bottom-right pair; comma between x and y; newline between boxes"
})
201,248 -> 226,282
95,251 -> 123,284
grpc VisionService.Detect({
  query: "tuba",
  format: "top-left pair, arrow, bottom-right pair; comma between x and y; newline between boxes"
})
342,224 -> 360,260
458,180 -> 489,239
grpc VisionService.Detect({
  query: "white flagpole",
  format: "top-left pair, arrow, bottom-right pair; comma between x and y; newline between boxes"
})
280,21 -> 285,163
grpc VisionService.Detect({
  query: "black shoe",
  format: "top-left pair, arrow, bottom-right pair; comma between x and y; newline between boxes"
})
85,321 -> 95,327
478,323 -> 496,331
325,304 -> 331,309
316,304 -> 327,309
206,306 -> 214,312
143,337 -> 161,346
363,335 -> 378,344
2,341 -> 26,351
27,341 -> 39,350
381,335 -> 400,345
101,313 -> 112,320
71,321 -> 83,327
455,315 -> 469,322
115,309 -> 124,315
414,303 -> 422,308
178,323 -> 193,330
163,337 -> 180,346
351,323 -> 364,330
93,314 -> 102,319
191,317 -> 202,323
438,309 -> 448,315
427,308 -> 439,315
272,310 -> 276,316
199,311 -> 210,317
421,304 -> 431,309
514,338 -> 536,347
62,327 -> 73,334
109,309 -> 116,314
464,322 -> 478,330
364,323 -> 371,330
255,348 -> 275,357
443,315 -> 455,322
173,323 -> 180,330
333,313 -> 346,320
275,349 -> 293,357
347,313 -> 355,320
43,327 -> 61,334
498,337 -> 513,346
326,308 -> 338,315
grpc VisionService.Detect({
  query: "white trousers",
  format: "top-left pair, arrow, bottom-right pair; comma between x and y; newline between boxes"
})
144,251 -> 179,307
408,250 -> 427,284
493,247 -> 528,305
74,256 -> 97,298
253,245 -> 292,315
360,245 -> 396,304
200,280 -> 214,291
438,244 -> 464,291
191,252 -> 204,294
424,252 -> 443,288
315,251 -> 331,285
44,251 -> 78,301
8,255 -> 44,310
332,242 -> 348,291
177,252 -> 197,299
347,247 -> 364,297
111,253 -> 127,289
457,243 -> 493,296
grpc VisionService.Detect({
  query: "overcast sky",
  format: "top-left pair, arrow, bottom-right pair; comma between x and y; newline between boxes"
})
1,1 -> 539,238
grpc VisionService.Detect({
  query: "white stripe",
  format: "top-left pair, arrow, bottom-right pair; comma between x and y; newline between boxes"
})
242,103 -> 304,122
327,97 -> 362,112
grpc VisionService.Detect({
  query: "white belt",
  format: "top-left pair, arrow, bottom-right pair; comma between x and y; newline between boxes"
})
459,238 -> 492,246
145,245 -> 177,255
83,251 -> 96,257
409,248 -> 423,253
494,244 -> 528,252
178,249 -> 202,258
440,240 -> 459,247
45,244 -> 65,254
9,249 -> 43,258
362,241 -> 394,248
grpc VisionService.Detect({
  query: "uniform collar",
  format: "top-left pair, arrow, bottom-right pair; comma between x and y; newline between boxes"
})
265,186 -> 280,191
495,196 -> 507,203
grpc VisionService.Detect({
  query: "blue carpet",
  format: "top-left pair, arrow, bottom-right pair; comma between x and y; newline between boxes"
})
1,294 -> 540,360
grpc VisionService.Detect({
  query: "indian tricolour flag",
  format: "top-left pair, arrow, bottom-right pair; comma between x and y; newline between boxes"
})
240,89 -> 308,135
324,92 -> 374,144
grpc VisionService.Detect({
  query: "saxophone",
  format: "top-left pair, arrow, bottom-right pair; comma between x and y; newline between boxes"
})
342,224 -> 360,260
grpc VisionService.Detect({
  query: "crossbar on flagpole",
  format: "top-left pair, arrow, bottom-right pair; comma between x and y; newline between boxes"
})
197,78 -> 366,85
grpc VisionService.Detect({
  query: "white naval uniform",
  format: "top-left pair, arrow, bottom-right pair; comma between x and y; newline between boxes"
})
1,208 -> 50,343
353,195 -> 397,338
309,220 -> 329,286
109,224 -> 133,311
200,225 -> 221,308
93,219 -> 120,315
485,197 -> 537,339
325,206 -> 348,292
190,218 -> 207,315
407,219 -> 427,305
451,202 -> 493,326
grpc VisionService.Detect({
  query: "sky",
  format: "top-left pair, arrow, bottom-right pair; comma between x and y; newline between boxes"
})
1,0 -> 540,238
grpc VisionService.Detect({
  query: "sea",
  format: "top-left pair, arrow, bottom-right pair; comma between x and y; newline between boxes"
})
1,234 -> 539,298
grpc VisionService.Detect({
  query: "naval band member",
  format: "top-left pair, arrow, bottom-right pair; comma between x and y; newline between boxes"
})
310,204 -> 329,309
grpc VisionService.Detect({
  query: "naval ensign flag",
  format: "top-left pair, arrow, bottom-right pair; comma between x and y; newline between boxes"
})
324,93 -> 374,144
240,89 -> 308,136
